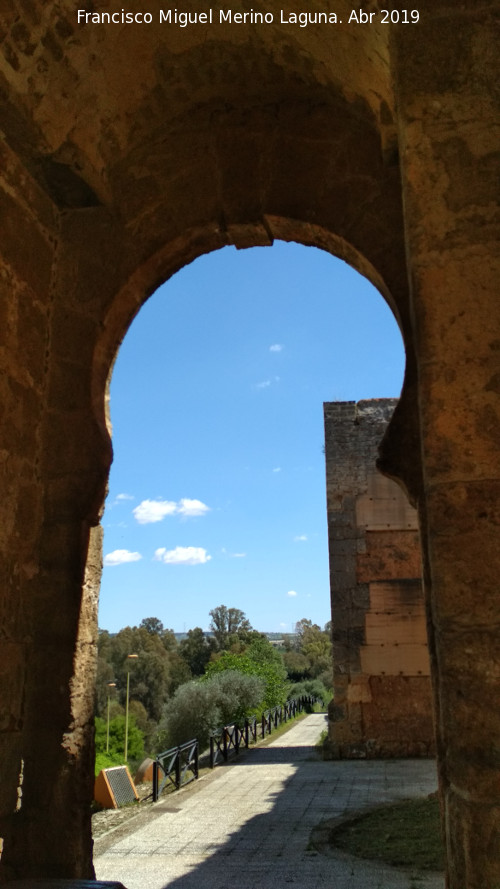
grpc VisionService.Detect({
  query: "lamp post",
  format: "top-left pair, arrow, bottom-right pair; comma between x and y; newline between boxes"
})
106,682 -> 116,754
124,654 -> 138,762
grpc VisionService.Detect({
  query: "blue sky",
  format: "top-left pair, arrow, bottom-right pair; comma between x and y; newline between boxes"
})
99,241 -> 405,634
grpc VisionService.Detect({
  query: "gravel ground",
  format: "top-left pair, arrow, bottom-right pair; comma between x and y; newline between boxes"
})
92,782 -> 155,839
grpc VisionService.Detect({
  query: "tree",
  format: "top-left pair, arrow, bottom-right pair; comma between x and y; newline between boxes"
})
140,616 -> 164,635
287,677 -> 331,707
209,605 -> 253,650
95,654 -> 117,717
161,627 -> 179,652
95,714 -> 145,763
166,650 -> 192,694
156,680 -> 222,751
283,650 -> 310,682
126,647 -> 170,722
97,624 -> 177,724
179,627 -> 217,675
156,671 -> 265,751
205,638 -> 289,709
290,618 -> 333,687
206,671 -> 265,725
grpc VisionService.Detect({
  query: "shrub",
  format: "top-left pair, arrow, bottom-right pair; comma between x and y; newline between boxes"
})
205,670 -> 265,725
155,680 -> 222,752
205,639 -> 289,709
95,714 -> 145,763
288,678 -> 331,706
156,670 -> 266,751
94,751 -> 125,777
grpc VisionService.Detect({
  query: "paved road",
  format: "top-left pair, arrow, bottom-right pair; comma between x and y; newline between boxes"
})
94,714 -> 444,889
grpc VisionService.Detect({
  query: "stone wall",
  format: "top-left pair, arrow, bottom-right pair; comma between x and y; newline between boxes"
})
324,400 -> 434,758
0,3 -> 499,885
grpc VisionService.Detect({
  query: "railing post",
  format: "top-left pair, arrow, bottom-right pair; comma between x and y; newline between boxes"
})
210,735 -> 215,768
175,747 -> 181,789
235,725 -> 239,755
153,760 -> 159,803
245,719 -> 249,748
223,727 -> 228,761
193,740 -> 199,778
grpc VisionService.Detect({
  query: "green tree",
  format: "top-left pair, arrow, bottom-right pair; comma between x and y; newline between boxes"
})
140,616 -> 164,635
157,671 -> 265,750
283,650 -> 310,682
95,714 -> 145,763
126,647 -> 170,721
166,650 -> 192,694
179,627 -> 217,675
99,624 -> 175,722
209,605 -> 253,650
288,677 -> 332,706
95,654 -> 117,717
290,618 -> 333,686
156,680 -> 222,751
300,623 -> 332,679
161,627 -> 179,652
205,638 -> 289,709
207,670 -> 265,724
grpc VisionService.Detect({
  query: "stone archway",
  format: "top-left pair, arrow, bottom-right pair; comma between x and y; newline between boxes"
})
0,4 -> 499,887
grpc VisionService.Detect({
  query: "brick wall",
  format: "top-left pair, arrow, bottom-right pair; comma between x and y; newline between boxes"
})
324,400 -> 434,757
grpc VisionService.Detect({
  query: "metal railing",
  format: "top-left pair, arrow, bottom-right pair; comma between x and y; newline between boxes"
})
151,695 -> 322,800
152,738 -> 199,801
210,695 -> 320,767
209,717 -> 258,767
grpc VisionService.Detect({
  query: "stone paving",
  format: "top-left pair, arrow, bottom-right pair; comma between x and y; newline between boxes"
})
94,714 -> 444,889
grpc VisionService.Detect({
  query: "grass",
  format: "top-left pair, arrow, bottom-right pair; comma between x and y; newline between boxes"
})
315,728 -> 328,750
327,796 -> 444,872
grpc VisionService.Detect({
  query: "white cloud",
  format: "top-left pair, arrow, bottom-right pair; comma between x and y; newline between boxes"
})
270,344 -> 284,352
154,546 -> 212,565
287,590 -> 298,597
133,498 -> 210,524
273,467 -> 282,473
116,493 -> 134,501
177,498 -> 211,518
134,499 -> 177,523
104,549 -> 142,567
294,534 -> 308,542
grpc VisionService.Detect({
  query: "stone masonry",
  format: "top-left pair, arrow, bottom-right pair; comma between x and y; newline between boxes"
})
0,4 -> 499,886
324,401 -> 434,758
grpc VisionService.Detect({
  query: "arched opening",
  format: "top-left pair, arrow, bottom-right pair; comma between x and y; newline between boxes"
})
90,237 -> 436,884
99,241 -> 405,634
1,6 -> 498,885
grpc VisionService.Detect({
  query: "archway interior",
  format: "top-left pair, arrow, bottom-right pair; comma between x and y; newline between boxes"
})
99,240 -> 405,635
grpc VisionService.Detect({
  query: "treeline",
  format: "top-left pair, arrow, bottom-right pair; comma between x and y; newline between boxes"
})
95,606 -> 332,771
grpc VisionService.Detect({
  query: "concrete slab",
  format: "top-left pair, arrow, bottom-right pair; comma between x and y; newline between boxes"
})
94,714 -> 444,889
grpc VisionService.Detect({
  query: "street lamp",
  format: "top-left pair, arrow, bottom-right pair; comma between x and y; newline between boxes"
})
124,654 -> 138,762
106,682 -> 116,754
